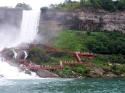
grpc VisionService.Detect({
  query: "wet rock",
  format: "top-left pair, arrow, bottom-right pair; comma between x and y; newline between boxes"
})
40,9 -> 125,33
1,48 -> 14,60
105,72 -> 117,78
1,48 -> 28,61
120,73 -> 125,77
88,67 -> 105,77
36,70 -> 59,78
25,69 -> 31,75
19,65 -> 31,75
16,50 -> 28,60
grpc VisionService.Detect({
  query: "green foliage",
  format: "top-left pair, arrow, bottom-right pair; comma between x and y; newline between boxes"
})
28,29 -> 125,77
91,55 -> 108,67
55,65 -> 88,77
100,0 -> 116,11
108,54 -> 125,64
52,1 -> 80,11
53,30 -> 82,51
91,54 -> 125,66
80,0 -> 92,6
53,30 -> 125,63
85,32 -> 125,54
80,0 -> 84,6
114,0 -> 125,10
27,48 -> 51,64
52,0 -> 125,11
63,66 -> 72,75
15,2 -> 32,10
90,0 -> 102,8
55,66 -> 73,77
72,65 -> 88,74
65,0 -> 72,3
28,47 -> 75,65
90,0 -> 125,11
53,30 -> 125,54
112,64 -> 125,74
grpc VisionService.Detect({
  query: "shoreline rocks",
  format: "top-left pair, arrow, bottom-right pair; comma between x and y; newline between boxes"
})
36,70 -> 59,78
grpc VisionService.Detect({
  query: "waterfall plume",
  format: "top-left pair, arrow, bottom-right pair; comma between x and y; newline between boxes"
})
0,10 -> 40,79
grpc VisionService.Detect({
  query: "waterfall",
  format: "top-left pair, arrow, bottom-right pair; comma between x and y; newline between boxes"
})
24,50 -> 28,60
12,49 -> 17,59
0,10 -> 40,79
19,11 -> 40,43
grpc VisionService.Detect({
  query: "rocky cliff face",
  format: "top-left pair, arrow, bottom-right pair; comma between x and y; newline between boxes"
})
76,10 -> 125,32
38,9 -> 63,44
39,9 -> 125,33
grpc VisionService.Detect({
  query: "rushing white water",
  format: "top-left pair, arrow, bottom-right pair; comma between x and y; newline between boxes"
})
19,11 -> 40,43
0,10 -> 40,79
0,58 -> 38,79
12,49 -> 17,59
24,50 -> 28,60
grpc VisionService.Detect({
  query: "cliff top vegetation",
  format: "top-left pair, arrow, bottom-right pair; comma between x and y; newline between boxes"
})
50,0 -> 125,12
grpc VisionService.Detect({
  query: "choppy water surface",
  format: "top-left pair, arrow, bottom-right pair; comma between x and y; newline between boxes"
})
0,78 -> 125,93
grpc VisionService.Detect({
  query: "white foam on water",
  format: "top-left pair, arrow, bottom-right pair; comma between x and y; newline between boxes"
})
0,10 -> 40,79
0,58 -> 39,79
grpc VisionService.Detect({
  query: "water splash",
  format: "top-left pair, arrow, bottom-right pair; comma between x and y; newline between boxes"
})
0,10 -> 40,79
0,58 -> 38,79
24,50 -> 28,60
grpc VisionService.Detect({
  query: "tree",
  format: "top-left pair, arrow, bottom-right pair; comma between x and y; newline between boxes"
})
65,0 -> 72,3
53,31 -> 82,51
90,0 -> 102,8
115,0 -> 125,10
15,2 -> 32,10
89,0 -> 125,11
80,0 -> 84,6
100,0 -> 116,11
80,0 -> 92,6
85,32 -> 125,54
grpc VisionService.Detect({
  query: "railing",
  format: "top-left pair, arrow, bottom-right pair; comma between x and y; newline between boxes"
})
62,61 -> 92,66
19,59 -> 93,71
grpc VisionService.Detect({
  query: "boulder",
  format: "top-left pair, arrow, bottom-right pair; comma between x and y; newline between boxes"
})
105,72 -> 117,78
88,67 -> 105,77
25,69 -> 31,75
16,50 -> 28,60
120,73 -> 125,77
36,70 -> 59,78
1,48 -> 14,60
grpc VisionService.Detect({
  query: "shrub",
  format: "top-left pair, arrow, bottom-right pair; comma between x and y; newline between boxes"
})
85,32 -> 125,54
112,64 -> 125,74
28,48 -> 51,64
72,65 -> 88,75
53,30 -> 82,51
108,55 -> 125,64
55,66 -> 73,77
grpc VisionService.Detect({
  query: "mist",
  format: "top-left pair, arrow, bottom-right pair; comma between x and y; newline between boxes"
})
0,9 -> 40,79
0,24 -> 20,50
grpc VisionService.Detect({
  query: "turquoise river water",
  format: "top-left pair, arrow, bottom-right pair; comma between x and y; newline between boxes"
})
0,78 -> 125,93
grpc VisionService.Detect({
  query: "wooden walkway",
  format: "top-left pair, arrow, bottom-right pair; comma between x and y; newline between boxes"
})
2,44 -> 95,71
20,60 -> 63,71
19,60 -> 93,71
62,61 -> 92,66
